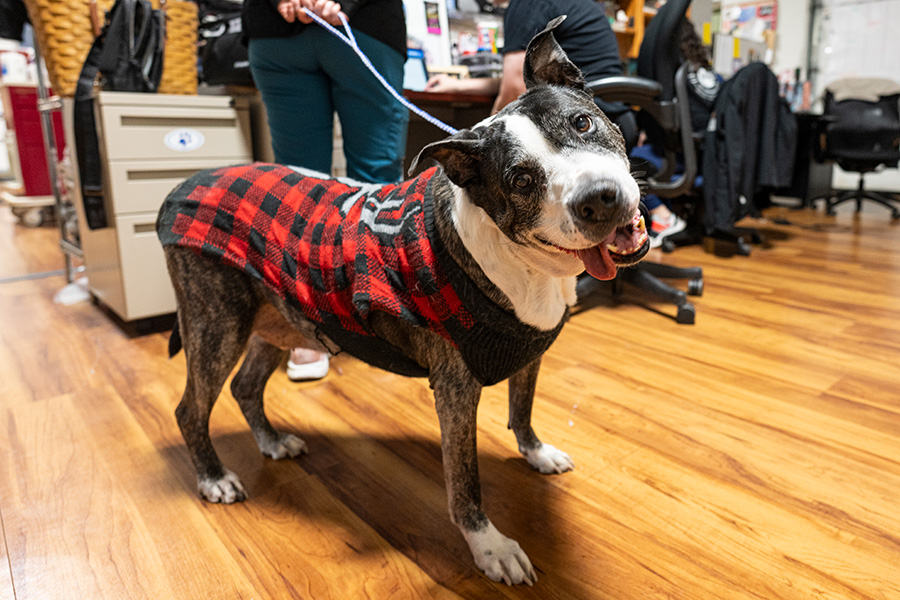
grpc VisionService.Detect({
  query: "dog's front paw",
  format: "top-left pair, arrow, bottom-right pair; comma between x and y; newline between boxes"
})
464,521 -> 537,586
198,469 -> 247,503
258,432 -> 308,460
523,443 -> 574,474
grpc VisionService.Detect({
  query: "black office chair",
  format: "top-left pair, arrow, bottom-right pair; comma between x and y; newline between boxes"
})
584,0 -> 703,324
817,82 -> 900,220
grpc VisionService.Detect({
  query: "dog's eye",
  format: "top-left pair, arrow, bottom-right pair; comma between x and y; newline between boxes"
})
513,173 -> 533,189
573,115 -> 593,133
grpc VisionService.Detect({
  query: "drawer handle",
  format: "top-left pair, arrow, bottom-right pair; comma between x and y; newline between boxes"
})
133,223 -> 157,234
120,116 -> 237,128
127,169 -> 199,181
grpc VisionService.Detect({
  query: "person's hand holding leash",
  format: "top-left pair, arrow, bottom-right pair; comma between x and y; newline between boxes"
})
277,0 -> 345,25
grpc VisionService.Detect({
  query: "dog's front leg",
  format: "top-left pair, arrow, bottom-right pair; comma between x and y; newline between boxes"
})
431,361 -> 537,586
508,358 -> 574,474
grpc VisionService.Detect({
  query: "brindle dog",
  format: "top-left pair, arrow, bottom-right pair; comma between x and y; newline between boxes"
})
160,17 -> 648,585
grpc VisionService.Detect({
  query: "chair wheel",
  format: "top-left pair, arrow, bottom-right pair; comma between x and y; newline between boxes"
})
21,208 -> 45,227
661,238 -> 676,253
688,278 -> 703,296
676,303 -> 695,325
736,239 -> 752,256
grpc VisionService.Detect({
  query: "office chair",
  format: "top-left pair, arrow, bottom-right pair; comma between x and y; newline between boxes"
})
817,82 -> 900,220
585,0 -> 703,324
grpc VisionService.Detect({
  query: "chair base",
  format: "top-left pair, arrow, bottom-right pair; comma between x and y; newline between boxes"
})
577,262 -> 703,325
701,226 -> 768,257
617,262 -> 703,324
825,179 -> 900,219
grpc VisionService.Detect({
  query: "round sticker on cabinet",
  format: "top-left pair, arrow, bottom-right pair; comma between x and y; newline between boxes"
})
164,129 -> 205,152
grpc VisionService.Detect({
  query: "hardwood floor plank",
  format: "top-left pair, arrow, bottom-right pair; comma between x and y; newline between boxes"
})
0,389 -> 259,599
0,279 -> 108,406
261,369 -> 536,599
0,207 -> 63,279
0,506 -> 14,600
264,363 -> 691,600
2,204 -> 900,598
558,367 -> 900,541
570,447 -> 900,599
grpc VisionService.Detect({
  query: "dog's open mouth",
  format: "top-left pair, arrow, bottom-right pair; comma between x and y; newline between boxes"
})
543,209 -> 650,280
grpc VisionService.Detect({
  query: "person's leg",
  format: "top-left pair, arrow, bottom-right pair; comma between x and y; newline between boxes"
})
324,30 -> 409,183
643,193 -> 686,248
249,34 -> 333,378
248,35 -> 334,171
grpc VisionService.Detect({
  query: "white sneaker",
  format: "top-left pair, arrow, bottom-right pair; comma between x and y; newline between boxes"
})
649,213 -> 687,248
286,353 -> 329,381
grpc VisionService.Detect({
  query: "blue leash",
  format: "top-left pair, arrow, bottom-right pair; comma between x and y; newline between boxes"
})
303,9 -> 460,136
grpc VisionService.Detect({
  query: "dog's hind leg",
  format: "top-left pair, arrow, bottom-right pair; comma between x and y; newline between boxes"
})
176,319 -> 254,503
231,335 -> 308,459
167,249 -> 257,504
508,358 -> 574,474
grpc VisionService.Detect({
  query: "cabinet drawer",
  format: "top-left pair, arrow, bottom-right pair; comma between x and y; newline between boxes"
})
115,213 -> 177,319
99,104 -> 252,161
107,159 -> 248,215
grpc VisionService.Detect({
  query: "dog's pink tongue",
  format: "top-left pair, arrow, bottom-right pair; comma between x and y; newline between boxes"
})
576,231 -> 618,281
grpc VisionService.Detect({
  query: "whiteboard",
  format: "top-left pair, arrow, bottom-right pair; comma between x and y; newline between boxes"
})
816,0 -> 900,97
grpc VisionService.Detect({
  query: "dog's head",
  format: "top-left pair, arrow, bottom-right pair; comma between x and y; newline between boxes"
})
411,16 -> 649,281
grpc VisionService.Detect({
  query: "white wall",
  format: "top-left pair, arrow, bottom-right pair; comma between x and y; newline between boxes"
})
403,0 -> 451,67
769,0 -> 810,78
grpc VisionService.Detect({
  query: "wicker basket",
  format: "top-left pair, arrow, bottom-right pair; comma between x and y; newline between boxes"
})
23,0 -> 114,97
23,0 -> 198,97
159,0 -> 199,95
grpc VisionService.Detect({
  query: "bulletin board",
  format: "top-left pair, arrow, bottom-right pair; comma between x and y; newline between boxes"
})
719,1 -> 777,41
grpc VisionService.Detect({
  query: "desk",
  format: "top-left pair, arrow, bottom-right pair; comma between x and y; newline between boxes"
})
403,90 -> 495,174
778,111 -> 833,207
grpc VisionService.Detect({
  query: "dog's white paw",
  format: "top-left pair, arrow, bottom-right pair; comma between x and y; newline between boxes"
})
464,521 -> 536,586
523,443 -> 574,474
258,432 -> 308,460
198,469 -> 247,504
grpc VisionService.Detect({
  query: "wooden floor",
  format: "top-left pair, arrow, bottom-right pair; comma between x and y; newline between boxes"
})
1,199 -> 899,600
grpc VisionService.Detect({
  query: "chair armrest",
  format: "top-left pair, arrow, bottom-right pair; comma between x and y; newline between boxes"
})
586,76 -> 663,105
589,75 -> 675,131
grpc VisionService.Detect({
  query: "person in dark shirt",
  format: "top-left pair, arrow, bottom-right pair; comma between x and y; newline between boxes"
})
638,17 -> 721,247
242,0 -> 409,381
425,0 -> 632,144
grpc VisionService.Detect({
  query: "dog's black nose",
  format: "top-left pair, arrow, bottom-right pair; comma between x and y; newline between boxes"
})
571,186 -> 620,223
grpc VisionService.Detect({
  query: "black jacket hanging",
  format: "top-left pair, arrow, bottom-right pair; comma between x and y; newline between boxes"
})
702,63 -> 798,235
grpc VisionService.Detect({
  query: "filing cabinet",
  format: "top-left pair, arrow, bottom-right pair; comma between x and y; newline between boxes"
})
66,92 -> 253,321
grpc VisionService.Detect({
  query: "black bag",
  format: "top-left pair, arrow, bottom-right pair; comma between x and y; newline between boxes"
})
198,1 -> 253,86
74,0 -> 166,229
97,0 -> 166,93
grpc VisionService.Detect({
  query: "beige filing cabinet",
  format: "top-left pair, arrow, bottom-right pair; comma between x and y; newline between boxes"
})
65,92 -> 253,321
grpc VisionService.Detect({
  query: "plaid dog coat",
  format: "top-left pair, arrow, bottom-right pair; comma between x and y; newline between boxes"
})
157,163 -> 566,386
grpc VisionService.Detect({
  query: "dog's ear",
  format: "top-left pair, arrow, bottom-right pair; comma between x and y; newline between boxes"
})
523,15 -> 587,93
408,129 -> 484,188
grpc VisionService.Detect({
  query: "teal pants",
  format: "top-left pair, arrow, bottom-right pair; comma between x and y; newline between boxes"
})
249,28 -> 409,184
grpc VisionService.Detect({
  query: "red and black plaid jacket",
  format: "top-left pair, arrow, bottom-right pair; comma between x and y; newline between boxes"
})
157,163 -> 565,385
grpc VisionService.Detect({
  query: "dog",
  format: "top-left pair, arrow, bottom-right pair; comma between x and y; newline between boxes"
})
157,16 -> 649,586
